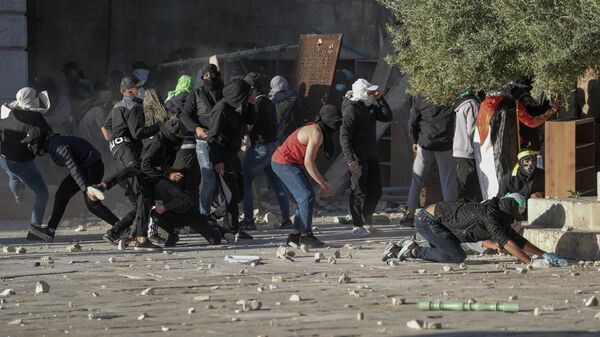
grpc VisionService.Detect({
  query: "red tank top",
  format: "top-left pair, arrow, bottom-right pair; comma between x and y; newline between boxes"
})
272,123 -> 315,167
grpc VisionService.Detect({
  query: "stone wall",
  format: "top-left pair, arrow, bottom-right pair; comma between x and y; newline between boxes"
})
0,0 -> 27,102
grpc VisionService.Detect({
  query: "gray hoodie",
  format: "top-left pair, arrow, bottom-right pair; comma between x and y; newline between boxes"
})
452,98 -> 479,158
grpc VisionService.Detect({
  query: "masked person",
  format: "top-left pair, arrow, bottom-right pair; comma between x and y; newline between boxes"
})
271,105 -> 342,248
241,73 -> 291,230
164,75 -> 200,209
207,78 -> 257,241
268,75 -> 297,144
22,127 -> 118,241
340,79 -> 392,237
0,87 -> 52,237
498,149 -> 544,199
96,77 -> 165,251
382,193 -> 565,268
180,64 -> 224,218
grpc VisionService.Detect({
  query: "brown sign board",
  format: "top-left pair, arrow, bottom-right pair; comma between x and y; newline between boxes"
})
288,34 -> 342,130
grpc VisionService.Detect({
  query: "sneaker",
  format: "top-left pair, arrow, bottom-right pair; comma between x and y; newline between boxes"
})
149,234 -> 166,246
300,232 -> 326,248
235,231 -> 254,241
279,218 -> 293,229
240,219 -> 257,231
381,241 -> 400,262
397,239 -> 417,261
133,239 -> 162,252
86,185 -> 105,201
352,226 -> 370,237
29,226 -> 55,242
26,231 -> 44,241
286,233 -> 301,247
164,233 -> 179,247
102,230 -> 120,246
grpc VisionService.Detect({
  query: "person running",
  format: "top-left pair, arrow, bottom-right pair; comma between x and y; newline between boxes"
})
271,104 -> 342,248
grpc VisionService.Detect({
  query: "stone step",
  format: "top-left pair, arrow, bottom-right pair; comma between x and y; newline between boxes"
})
522,227 -> 600,260
528,196 -> 600,231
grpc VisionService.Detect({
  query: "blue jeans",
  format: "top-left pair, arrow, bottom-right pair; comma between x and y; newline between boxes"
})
243,143 -> 290,220
0,157 -> 25,200
196,140 -> 217,215
414,209 -> 466,263
3,158 -> 49,227
271,161 -> 314,234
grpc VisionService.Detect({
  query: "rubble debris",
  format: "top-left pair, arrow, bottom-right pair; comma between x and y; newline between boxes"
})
289,294 -> 301,302
3,246 -> 16,253
210,286 -> 220,290
328,257 -> 337,264
15,246 -> 26,254
0,288 -> 16,298
314,252 -> 324,262
392,297 -> 406,306
585,296 -> 598,307
66,244 -> 82,252
516,267 -> 527,274
263,212 -> 280,228
388,260 -> 400,266
406,319 -> 425,330
335,216 -> 352,224
194,295 -> 211,301
458,263 -> 467,270
92,292 -> 99,297
418,269 -> 427,274
272,276 -> 284,283
108,257 -> 116,263
8,319 -> 23,326
74,225 -> 86,232
442,265 -> 453,272
338,273 -> 351,284
508,295 -> 518,301
269,284 -> 278,290
364,225 -> 383,236
242,299 -> 262,311
188,307 -> 195,314
356,312 -> 364,320
427,322 -> 442,329
138,312 -> 148,320
300,244 -> 309,253
35,281 -> 50,294
533,307 -> 541,316
574,289 -> 582,294
276,246 -> 295,261
161,326 -> 170,332
594,312 -> 600,320
467,299 -> 477,304
88,312 -> 117,320
334,250 -> 341,258
141,287 -> 155,296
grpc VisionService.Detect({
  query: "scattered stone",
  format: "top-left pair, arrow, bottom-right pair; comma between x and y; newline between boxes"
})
357,312 -> 364,320
188,307 -> 195,314
458,263 -> 467,270
91,292 -> 99,297
418,269 -> 427,274
388,260 -> 400,266
269,284 -> 278,290
426,322 -> 442,329
74,225 -> 86,232
161,326 -> 170,332
210,286 -> 220,290
272,276 -> 284,283
2,246 -> 16,253
364,225 -> 383,236
242,299 -> 262,311
8,319 -> 23,326
570,272 -> 580,276
314,252 -> 324,263
108,257 -> 116,263
88,312 -> 117,320
137,312 -> 148,320
533,307 -> 541,316
406,319 -> 425,330
66,244 -> 82,252
35,281 -> 50,294
117,240 -> 126,251
207,263 -> 214,269
508,295 -> 518,301
338,273 -> 351,284
239,268 -> 248,275
300,244 -> 309,253
0,289 -> 16,297
392,297 -> 406,306
516,267 -> 527,274
141,287 -> 155,296
467,299 -> 477,304
289,294 -> 301,302
334,250 -> 341,258
15,246 -> 26,254
574,289 -> 582,294
442,265 -> 453,272
194,295 -> 211,301
328,257 -> 337,264
263,212 -> 280,228
594,312 -> 600,320
585,296 -> 598,307
33,262 -> 40,267
542,305 -> 555,311
257,287 -> 264,292
276,246 -> 295,261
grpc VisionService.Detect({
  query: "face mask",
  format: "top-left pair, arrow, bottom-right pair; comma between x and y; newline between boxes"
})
519,157 -> 535,177
363,95 -> 375,106
335,84 -> 346,92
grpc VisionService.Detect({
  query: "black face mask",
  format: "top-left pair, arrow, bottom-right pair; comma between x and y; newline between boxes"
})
518,156 -> 536,178
315,106 -> 342,159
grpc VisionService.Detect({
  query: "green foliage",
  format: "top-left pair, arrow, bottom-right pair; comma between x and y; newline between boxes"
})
379,0 -> 600,104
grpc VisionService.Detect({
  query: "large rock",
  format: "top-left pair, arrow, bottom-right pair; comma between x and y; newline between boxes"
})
528,197 -> 600,231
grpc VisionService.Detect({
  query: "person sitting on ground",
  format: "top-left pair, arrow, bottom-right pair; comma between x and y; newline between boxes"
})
22,127 -> 119,242
381,193 -> 565,267
497,149 -> 544,199
271,104 -> 342,248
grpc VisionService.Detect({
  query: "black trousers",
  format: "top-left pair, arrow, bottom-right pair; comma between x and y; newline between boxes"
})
105,143 -> 151,237
108,180 -> 137,236
220,154 -> 244,233
455,157 -> 482,202
172,147 -> 200,210
154,209 -> 221,245
349,159 -> 382,227
48,161 -> 119,230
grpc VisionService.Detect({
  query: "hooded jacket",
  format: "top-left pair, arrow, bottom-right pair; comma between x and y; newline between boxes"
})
207,79 -> 256,164
0,107 -> 52,162
141,122 -> 183,181
180,78 -> 224,137
104,96 -> 159,147
497,166 -> 544,198
452,96 -> 480,158
339,95 -> 392,162
408,96 -> 455,151
45,134 -> 102,191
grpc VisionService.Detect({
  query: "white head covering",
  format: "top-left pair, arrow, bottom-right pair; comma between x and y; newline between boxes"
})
1,87 -> 50,119
269,75 -> 289,96
345,79 -> 379,105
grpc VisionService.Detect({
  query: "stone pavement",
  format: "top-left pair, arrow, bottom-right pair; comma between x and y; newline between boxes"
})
1,217 -> 600,337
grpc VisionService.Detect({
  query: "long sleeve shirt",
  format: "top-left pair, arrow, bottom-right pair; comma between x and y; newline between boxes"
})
208,102 -> 256,164
453,98 -> 479,158
47,135 -> 102,191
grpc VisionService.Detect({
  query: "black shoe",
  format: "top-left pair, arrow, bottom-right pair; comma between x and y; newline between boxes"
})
381,241 -> 400,262
164,233 -> 179,247
286,233 -> 301,247
279,218 -> 293,229
133,239 -> 162,252
236,231 -> 254,240
26,231 -> 44,241
29,226 -> 55,242
240,219 -> 257,231
300,232 -> 325,248
102,230 -> 119,246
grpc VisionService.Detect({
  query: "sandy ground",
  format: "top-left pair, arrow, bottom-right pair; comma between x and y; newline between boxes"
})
1,216 -> 599,337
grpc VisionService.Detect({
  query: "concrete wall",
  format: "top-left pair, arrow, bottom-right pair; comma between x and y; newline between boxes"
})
0,0 -> 27,102
28,0 -> 387,85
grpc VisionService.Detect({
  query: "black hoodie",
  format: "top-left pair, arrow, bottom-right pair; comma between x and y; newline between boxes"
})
408,96 -> 455,151
207,79 -> 256,164
180,79 -> 224,136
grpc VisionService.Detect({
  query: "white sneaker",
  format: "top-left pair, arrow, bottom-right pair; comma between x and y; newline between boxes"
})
86,186 -> 105,200
352,226 -> 370,237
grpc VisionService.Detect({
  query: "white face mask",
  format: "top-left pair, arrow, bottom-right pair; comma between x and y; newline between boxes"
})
335,84 -> 346,92
363,95 -> 375,106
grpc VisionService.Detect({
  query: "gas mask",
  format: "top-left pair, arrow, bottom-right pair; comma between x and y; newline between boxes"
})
518,155 -> 536,178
